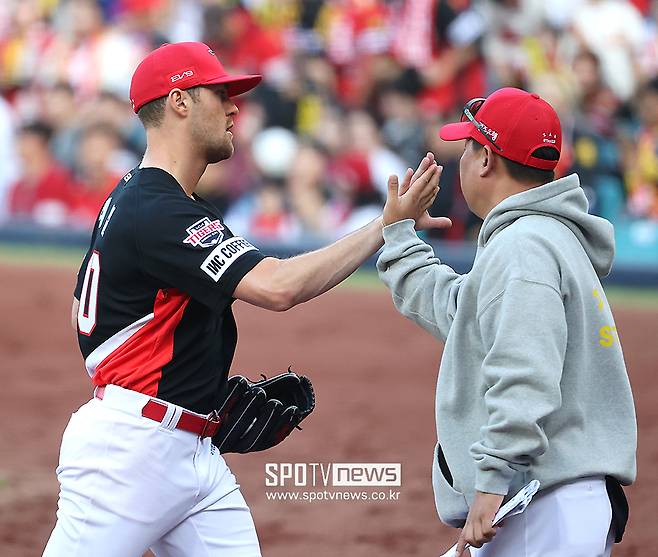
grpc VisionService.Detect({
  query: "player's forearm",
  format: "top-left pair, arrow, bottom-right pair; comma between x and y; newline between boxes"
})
276,217 -> 384,307
377,220 -> 463,340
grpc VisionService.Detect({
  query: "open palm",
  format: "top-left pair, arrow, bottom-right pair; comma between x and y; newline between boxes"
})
393,152 -> 452,231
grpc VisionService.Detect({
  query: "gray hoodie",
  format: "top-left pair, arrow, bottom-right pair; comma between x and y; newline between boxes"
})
377,174 -> 637,527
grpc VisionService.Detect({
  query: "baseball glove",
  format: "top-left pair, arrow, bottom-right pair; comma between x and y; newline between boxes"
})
212,368 -> 315,454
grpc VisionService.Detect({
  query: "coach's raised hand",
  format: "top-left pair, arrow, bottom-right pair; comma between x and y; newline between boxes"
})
382,153 -> 452,230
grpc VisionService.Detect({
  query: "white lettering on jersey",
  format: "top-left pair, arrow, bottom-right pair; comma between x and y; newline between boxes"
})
98,197 -> 112,228
200,237 -> 257,282
100,205 -> 116,237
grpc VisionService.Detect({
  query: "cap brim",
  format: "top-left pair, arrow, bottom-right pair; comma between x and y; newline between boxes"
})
204,74 -> 262,97
439,121 -> 473,141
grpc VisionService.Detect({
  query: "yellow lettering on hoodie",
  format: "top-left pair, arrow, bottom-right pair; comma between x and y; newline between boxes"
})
593,288 -> 604,311
599,325 -> 618,347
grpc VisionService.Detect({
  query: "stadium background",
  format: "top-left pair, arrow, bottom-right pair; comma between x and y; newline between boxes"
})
0,0 -> 657,556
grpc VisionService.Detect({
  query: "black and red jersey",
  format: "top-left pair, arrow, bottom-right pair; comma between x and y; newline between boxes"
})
74,167 -> 264,414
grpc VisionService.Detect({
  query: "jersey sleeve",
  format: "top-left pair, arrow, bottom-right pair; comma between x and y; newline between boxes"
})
136,196 -> 265,309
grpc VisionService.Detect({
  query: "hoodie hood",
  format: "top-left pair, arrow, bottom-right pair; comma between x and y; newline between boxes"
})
478,174 -> 615,277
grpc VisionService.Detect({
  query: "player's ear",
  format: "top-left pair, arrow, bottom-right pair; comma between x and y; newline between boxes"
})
168,89 -> 189,117
479,144 -> 494,178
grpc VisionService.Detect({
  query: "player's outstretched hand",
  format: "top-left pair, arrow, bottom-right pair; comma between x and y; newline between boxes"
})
382,152 -> 452,230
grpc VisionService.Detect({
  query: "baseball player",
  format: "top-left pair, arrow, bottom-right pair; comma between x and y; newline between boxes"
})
377,88 -> 637,556
43,42 -> 447,557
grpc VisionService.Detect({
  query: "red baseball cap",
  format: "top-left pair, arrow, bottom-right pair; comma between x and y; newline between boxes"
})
129,42 -> 262,113
439,88 -> 562,170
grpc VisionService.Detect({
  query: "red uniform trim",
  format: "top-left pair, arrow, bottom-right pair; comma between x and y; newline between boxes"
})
92,288 -> 190,396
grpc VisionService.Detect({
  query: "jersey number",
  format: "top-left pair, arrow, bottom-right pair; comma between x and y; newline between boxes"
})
78,251 -> 101,335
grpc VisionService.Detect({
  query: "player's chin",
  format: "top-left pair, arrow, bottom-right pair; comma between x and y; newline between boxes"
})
206,142 -> 234,164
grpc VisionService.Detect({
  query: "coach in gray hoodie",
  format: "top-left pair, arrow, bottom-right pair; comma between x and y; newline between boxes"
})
377,88 -> 636,557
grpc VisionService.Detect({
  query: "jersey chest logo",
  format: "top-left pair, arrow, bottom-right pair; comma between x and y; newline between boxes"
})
183,217 -> 225,248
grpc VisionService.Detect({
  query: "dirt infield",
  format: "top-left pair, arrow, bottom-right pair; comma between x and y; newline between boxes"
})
0,262 -> 656,557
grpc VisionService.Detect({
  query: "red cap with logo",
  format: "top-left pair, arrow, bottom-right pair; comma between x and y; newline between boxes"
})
129,42 -> 262,113
439,88 -> 562,170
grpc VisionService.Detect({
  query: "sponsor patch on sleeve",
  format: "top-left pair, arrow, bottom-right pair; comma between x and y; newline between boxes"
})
183,217 -> 225,248
200,237 -> 258,282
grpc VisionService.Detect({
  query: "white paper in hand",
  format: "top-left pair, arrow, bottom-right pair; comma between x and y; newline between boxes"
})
492,479 -> 540,526
438,480 -> 540,557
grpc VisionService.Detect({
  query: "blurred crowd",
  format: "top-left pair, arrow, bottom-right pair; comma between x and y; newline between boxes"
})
1,0 -> 658,242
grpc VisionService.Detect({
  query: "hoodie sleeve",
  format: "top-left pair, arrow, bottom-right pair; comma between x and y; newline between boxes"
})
377,219 -> 464,341
471,278 -> 567,495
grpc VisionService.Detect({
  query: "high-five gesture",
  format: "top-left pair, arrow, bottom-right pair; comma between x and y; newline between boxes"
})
383,152 -> 452,230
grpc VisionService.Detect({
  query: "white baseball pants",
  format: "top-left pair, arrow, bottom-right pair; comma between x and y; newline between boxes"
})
470,477 -> 614,557
43,385 -> 261,557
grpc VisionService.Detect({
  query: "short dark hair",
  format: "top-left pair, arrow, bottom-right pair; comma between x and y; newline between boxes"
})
51,81 -> 75,96
469,139 -> 558,184
137,86 -> 202,128
19,121 -> 54,143
81,122 -> 121,144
